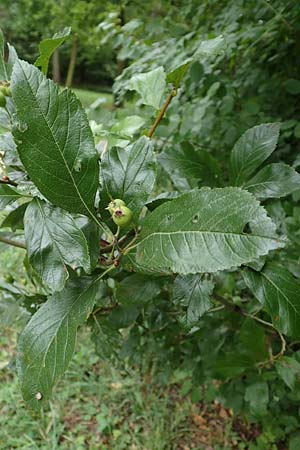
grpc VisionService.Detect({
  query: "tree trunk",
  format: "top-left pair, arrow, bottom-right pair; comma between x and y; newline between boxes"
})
65,39 -> 78,88
52,49 -> 61,84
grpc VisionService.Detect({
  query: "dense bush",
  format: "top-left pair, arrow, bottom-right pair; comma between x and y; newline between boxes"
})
1,1 -> 300,447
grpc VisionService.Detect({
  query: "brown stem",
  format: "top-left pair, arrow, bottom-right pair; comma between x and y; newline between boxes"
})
215,293 -> 286,364
0,234 -> 26,249
0,178 -> 18,187
147,89 -> 177,139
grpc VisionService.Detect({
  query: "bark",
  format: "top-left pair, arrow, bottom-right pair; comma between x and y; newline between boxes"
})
52,49 -> 61,84
65,38 -> 78,88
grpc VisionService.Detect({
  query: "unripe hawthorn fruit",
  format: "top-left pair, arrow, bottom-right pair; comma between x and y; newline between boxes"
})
0,93 -> 6,108
112,205 -> 133,227
107,198 -> 126,215
3,86 -> 11,97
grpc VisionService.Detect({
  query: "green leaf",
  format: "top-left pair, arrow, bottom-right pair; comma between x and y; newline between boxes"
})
239,318 -> 268,362
285,79 -> 300,95
166,61 -> 191,88
24,199 -> 91,293
116,274 -> 162,304
35,27 -> 71,75
1,202 -> 30,230
100,136 -> 156,219
135,187 -> 284,275
244,163 -> 300,200
158,142 -> 222,189
17,275 -> 101,410
230,123 -> 281,185
129,67 -> 166,109
0,184 -> 23,208
11,60 -> 99,218
110,115 -> 145,137
245,382 -> 269,416
0,29 -> 17,81
276,356 -> 300,390
173,275 -> 214,330
0,28 -> 8,81
243,263 -> 300,337
195,35 -> 225,57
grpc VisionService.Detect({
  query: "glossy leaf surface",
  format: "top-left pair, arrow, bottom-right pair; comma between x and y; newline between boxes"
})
136,188 -> 284,274
24,199 -> 91,292
11,60 -> 99,217
244,263 -> 300,337
101,136 -> 156,219
17,275 -> 101,410
243,163 -> 300,200
173,275 -> 214,330
230,123 -> 280,185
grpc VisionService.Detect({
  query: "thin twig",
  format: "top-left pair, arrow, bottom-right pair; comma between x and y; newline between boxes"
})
215,294 -> 287,365
147,89 -> 177,138
0,178 -> 18,187
0,234 -> 26,249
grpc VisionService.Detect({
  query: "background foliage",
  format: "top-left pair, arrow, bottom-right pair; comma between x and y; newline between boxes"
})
1,1 -> 300,449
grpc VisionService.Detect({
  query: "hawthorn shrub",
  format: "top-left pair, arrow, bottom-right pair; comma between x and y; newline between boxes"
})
1,24 -> 300,444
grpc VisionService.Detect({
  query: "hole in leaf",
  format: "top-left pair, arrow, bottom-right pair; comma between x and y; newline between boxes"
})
192,214 -> 199,224
243,222 -> 252,234
167,214 -> 173,221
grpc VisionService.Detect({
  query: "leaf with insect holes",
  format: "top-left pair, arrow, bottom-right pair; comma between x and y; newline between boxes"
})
135,187 -> 284,275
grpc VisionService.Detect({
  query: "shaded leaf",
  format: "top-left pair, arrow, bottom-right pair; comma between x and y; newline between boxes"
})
101,136 -> 156,219
276,356 -> 300,391
166,60 -> 191,88
245,382 -> 269,416
136,187 -> 284,275
243,163 -> 300,200
0,184 -> 23,208
129,67 -> 166,109
230,123 -> 280,185
158,141 -> 222,189
11,60 -> 99,217
24,199 -> 91,293
116,273 -> 162,304
173,275 -> 214,330
17,275 -> 101,410
1,202 -> 30,230
243,263 -> 300,337
35,27 -> 71,75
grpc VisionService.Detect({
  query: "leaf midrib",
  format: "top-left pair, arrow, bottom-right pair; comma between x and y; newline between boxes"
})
18,61 -> 94,219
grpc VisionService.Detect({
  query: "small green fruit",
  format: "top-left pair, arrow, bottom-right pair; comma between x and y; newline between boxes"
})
3,86 -> 11,97
112,206 -> 133,227
0,92 -> 6,108
107,198 -> 126,215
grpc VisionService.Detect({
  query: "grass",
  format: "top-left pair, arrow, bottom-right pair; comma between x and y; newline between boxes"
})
0,328 -> 193,450
0,324 -> 262,450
